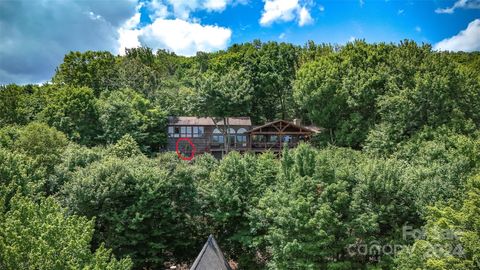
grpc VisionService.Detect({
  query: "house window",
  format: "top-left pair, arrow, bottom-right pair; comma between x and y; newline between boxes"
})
237,128 -> 247,147
212,128 -> 224,144
252,135 -> 266,142
227,128 -> 236,146
268,135 -> 278,143
168,126 -> 181,138
175,126 -> 193,137
193,126 -> 204,138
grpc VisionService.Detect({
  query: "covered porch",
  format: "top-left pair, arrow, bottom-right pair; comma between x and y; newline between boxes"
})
246,120 -> 319,152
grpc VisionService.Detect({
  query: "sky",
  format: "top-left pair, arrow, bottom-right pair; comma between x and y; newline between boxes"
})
0,0 -> 479,85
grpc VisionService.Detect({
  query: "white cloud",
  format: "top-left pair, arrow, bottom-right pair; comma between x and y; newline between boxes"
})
279,32 -> 286,39
260,0 -> 299,25
139,19 -> 232,56
434,19 -> 480,52
117,1 -> 233,56
259,0 -> 313,26
435,0 -> 480,14
319,5 -> 325,12
415,26 -> 421,32
165,0 -> 199,19
298,6 -> 313,26
204,0 -> 229,11
164,0 -> 233,19
397,9 -> 404,15
349,36 -> 356,42
148,0 -> 169,20
117,4 -> 142,55
118,25 -> 142,55
359,0 -> 365,7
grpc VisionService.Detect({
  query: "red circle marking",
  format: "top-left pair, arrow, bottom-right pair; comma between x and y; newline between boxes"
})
175,138 -> 196,161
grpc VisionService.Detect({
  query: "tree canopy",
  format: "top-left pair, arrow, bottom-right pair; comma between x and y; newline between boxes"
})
1,39 -> 480,269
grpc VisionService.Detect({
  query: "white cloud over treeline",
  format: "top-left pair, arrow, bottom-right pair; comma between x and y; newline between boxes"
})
434,19 -> 480,52
259,0 -> 313,27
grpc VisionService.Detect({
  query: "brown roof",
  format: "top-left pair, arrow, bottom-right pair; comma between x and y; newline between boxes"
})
168,116 -> 252,126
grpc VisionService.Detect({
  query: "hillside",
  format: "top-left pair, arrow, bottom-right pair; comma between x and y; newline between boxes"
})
1,40 -> 480,269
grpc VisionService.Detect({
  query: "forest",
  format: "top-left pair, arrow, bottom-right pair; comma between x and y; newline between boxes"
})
1,40 -> 480,269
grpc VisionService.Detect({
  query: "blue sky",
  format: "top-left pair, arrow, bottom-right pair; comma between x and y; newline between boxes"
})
0,0 -> 479,85
159,0 -> 479,46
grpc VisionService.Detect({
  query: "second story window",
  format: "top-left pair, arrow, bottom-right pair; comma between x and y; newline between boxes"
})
168,126 -> 204,138
168,126 -> 180,138
193,126 -> 204,137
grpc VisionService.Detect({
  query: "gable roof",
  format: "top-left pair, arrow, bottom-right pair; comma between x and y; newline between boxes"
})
246,119 -> 319,134
168,116 -> 251,126
190,235 -> 232,270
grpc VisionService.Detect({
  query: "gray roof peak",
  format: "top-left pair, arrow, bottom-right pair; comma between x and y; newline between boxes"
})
190,235 -> 232,270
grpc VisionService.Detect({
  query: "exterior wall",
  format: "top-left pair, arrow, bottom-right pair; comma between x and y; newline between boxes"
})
166,125 -> 251,154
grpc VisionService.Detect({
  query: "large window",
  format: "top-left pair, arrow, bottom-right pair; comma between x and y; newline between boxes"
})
212,128 -> 224,144
168,126 -> 204,138
212,128 -> 236,145
227,128 -> 236,146
237,128 -> 247,147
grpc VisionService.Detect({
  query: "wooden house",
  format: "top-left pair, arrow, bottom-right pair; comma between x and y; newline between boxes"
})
166,116 -> 319,158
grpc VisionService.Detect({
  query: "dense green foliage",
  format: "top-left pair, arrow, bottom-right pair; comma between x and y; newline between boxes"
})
37,86 -> 100,145
294,41 -> 480,149
96,88 -> 166,152
1,40 -> 480,269
61,154 -> 199,268
0,195 -> 132,270
395,175 -> 480,269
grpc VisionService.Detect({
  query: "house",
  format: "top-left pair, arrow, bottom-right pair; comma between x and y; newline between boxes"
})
167,116 -> 252,159
166,116 -> 319,158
